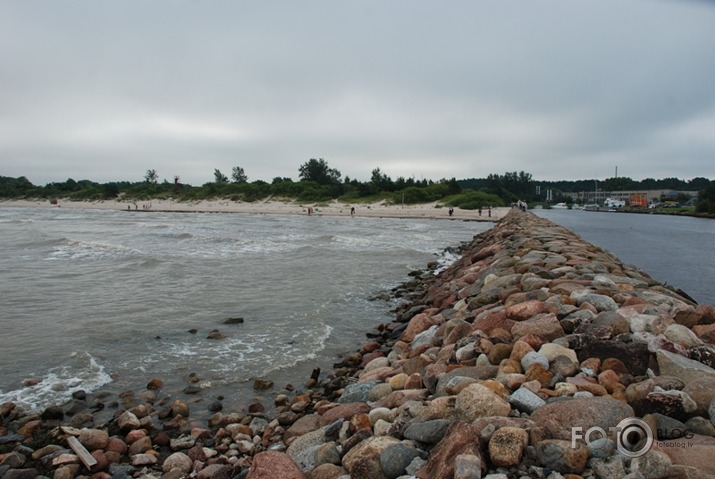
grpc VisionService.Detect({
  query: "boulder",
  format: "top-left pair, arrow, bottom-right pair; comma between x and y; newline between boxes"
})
455,384 -> 511,421
319,402 -> 371,426
488,426 -> 528,467
403,419 -> 451,445
415,421 -> 483,479
511,313 -> 565,341
379,443 -> 421,479
505,300 -> 546,321
530,396 -> 634,442
535,439 -> 589,474
576,339 -> 650,375
653,434 -> 715,475
509,387 -> 546,413
162,452 -> 193,474
342,436 -> 401,479
247,451 -> 305,479
78,428 -> 108,451
657,350 -> 715,386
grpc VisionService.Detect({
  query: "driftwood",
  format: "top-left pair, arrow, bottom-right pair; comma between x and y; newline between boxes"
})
67,435 -> 97,469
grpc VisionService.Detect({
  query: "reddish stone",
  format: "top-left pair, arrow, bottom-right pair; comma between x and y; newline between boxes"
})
319,402 -> 371,427
622,296 -> 647,307
124,429 -> 147,444
597,369 -> 624,393
519,333 -> 546,351
128,436 -> 152,455
471,243 -> 501,262
509,340 -> 535,363
567,376 -> 608,396
511,313 -> 565,342
530,396 -> 633,442
506,300 -> 546,321
308,464 -> 346,479
653,434 -> 715,474
601,357 -> 628,375
525,364 -> 554,388
407,344 -> 433,359
696,305 -> 715,325
198,464 -> 233,479
106,437 -> 127,455
375,389 -> 429,409
403,354 -> 431,376
693,323 -> 715,337
359,366 -> 400,384
146,378 -> 164,390
489,327 -> 513,344
360,351 -> 385,367
400,313 -> 435,343
444,321 -> 472,346
404,373 -> 423,390
416,421 -> 484,479
284,414 -> 321,442
362,341 -> 381,353
471,310 -> 516,335
350,414 -> 372,432
90,450 -> 109,473
247,451 -> 305,479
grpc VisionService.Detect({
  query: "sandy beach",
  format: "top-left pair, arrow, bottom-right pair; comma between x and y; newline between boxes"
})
0,198 -> 506,222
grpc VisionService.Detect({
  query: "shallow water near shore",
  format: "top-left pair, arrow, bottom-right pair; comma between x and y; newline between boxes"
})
0,207 -> 486,415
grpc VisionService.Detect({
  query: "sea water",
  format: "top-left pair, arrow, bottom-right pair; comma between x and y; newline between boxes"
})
0,207 -> 486,414
534,208 -> 715,305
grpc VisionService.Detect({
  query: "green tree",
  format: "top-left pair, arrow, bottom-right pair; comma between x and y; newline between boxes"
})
298,158 -> 341,185
214,169 -> 229,183
696,181 -> 715,214
144,169 -> 159,184
232,166 -> 248,184
370,167 -> 395,192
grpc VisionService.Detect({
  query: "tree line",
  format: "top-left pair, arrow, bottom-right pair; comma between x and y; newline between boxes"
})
2,159 -> 714,214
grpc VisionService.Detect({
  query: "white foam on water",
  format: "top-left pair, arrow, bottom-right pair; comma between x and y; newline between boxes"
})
0,352 -> 113,413
47,237 -> 140,261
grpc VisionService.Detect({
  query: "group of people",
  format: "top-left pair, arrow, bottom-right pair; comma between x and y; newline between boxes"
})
306,206 -> 355,216
514,200 -> 528,211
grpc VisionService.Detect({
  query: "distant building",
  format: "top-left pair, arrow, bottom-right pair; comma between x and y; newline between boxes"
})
565,189 -> 698,206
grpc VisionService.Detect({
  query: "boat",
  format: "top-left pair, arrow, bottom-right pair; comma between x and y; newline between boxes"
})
583,204 -> 601,212
551,203 -> 569,209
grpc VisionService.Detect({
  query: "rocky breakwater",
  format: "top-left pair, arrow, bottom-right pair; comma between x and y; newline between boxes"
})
3,210 -> 715,479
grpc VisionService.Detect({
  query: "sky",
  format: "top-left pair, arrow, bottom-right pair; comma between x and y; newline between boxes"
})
1,0 -> 714,187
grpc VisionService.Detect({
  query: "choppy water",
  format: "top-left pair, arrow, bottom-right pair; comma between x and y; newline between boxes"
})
534,208 -> 715,305
0,207 -> 487,414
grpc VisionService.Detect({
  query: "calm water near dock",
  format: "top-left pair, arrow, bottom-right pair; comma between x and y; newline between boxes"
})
0,207 -> 487,414
534,208 -> 715,306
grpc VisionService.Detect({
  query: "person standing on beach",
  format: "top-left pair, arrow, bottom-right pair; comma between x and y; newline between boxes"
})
350,207 -> 355,216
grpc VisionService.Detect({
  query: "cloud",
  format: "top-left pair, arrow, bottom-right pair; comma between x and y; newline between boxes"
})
1,0 -> 715,185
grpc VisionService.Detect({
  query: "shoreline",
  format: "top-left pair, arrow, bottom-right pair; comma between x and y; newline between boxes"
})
0,198 -> 506,222
3,210 -> 714,478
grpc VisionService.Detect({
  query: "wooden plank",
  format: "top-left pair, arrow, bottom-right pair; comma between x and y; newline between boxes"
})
67,435 -> 97,469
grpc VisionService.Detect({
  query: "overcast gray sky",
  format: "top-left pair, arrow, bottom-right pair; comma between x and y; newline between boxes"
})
2,0 -> 714,186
